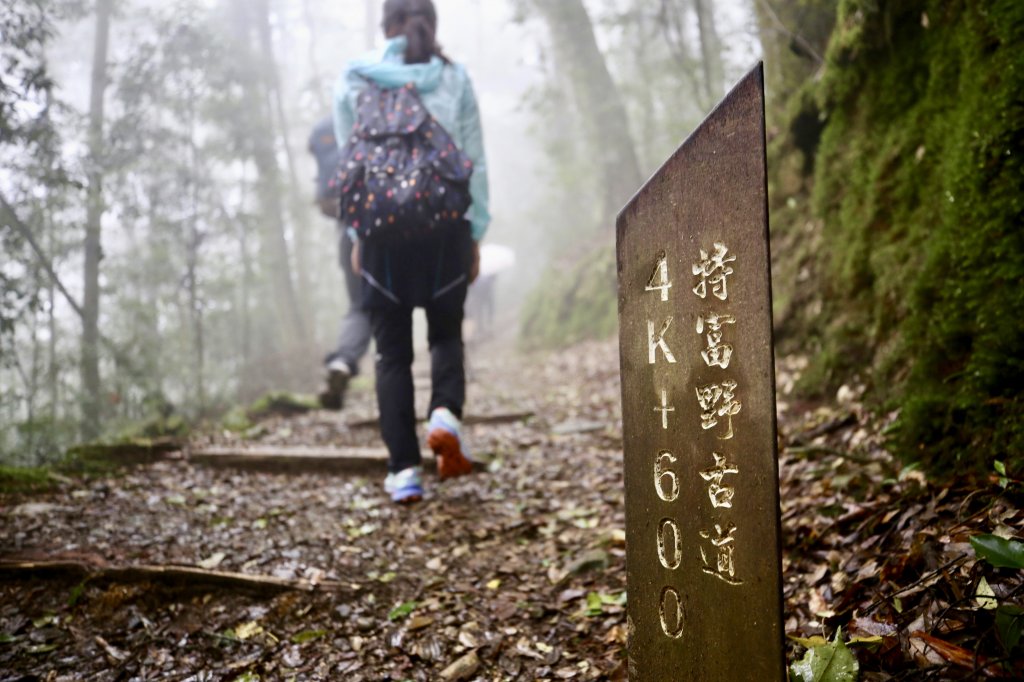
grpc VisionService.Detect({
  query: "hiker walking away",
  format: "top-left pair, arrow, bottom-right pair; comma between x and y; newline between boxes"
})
333,0 -> 490,503
308,117 -> 372,410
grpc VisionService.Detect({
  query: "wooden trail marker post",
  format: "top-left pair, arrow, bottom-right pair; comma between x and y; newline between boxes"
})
615,64 -> 784,680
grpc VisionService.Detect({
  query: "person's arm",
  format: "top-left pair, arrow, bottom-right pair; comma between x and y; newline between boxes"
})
458,70 -> 490,243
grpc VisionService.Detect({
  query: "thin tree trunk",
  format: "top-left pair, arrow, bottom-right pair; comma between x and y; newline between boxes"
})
694,0 -> 724,104
26,286 -> 41,459
186,98 -> 205,412
186,229 -> 204,411
81,0 -> 113,440
257,0 -> 312,342
529,0 -> 643,222
238,214 -> 254,396
46,208 -> 59,425
233,0 -> 305,358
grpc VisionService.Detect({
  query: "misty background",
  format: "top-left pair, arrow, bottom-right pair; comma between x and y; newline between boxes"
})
2,0 -> 764,464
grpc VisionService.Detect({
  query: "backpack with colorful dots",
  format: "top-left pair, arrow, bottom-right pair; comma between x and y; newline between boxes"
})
329,80 -> 473,242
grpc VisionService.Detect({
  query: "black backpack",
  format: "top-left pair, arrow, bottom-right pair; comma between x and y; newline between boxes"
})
329,81 -> 473,241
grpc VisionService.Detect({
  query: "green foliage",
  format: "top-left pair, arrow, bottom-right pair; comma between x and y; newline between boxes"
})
0,1 -> 62,359
519,242 -> 617,350
783,0 -> 1024,472
970,534 -> 1024,570
996,605 -> 1023,653
387,601 -> 417,621
790,627 -> 860,682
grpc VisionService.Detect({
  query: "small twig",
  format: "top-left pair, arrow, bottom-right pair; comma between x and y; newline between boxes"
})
861,555 -> 971,615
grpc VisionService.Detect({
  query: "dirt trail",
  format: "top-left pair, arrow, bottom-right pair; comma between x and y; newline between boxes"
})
1,339 -> 1020,680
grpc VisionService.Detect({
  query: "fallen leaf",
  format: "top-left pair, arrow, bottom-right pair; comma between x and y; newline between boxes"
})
234,621 -> 263,641
975,576 -> 998,610
440,650 -> 480,681
199,551 -> 226,569
407,615 -> 433,631
290,629 -> 326,644
789,628 -> 858,682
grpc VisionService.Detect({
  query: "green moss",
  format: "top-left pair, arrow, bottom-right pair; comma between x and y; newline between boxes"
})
246,392 -> 318,418
519,241 -> 618,351
116,414 -> 190,441
0,465 -> 57,494
799,0 -> 1024,472
221,405 -> 253,433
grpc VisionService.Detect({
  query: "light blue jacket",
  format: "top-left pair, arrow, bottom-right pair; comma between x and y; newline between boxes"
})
333,36 -> 490,242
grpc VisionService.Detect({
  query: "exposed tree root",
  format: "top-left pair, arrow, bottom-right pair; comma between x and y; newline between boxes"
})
0,559 -> 350,595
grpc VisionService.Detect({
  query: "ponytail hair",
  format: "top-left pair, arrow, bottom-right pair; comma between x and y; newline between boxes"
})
381,0 -> 449,64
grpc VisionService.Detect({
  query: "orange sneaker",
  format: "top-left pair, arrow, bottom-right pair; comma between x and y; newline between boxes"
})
427,407 -> 473,480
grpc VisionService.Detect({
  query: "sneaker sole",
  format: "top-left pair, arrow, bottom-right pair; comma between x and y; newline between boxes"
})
393,491 -> 422,505
428,429 -> 473,480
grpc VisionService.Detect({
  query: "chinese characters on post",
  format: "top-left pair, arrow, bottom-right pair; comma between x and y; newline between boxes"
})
643,244 -> 744,639
615,63 -> 783,681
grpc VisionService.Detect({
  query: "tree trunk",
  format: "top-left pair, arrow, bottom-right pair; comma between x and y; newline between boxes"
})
45,207 -> 59,425
26,284 -> 41,458
529,0 -> 643,223
186,98 -> 205,412
81,0 -> 113,440
694,0 -> 725,104
226,0 -> 305,363
256,0 -> 312,343
237,202 -> 255,398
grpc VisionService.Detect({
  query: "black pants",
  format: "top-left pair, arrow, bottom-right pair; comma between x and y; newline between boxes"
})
372,298 -> 466,472
361,224 -> 473,473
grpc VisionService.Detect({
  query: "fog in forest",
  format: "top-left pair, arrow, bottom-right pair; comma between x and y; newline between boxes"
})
2,0 -> 761,463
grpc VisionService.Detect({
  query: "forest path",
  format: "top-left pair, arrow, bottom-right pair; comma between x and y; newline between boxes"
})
1,338 -> 1020,680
